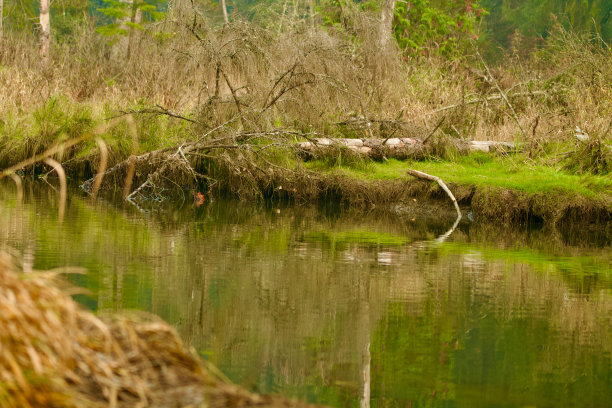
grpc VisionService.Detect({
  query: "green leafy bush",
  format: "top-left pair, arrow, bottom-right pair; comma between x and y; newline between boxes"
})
393,0 -> 487,56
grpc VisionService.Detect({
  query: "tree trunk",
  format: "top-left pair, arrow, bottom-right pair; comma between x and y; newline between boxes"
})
39,0 -> 51,64
379,0 -> 396,49
221,0 -> 229,24
278,1 -> 288,33
309,0 -> 315,28
127,1 -> 141,59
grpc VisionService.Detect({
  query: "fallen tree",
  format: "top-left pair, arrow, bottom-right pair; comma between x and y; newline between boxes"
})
77,115 -> 520,207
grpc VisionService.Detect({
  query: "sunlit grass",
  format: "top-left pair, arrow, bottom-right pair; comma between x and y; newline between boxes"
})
306,154 -> 612,199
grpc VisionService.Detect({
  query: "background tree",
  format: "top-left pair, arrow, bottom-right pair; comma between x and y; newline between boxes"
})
379,0 -> 395,48
221,0 -> 229,23
96,0 -> 166,57
51,0 -> 92,42
392,0 -> 486,57
2,0 -> 37,34
480,0 -> 612,60
39,0 -> 50,64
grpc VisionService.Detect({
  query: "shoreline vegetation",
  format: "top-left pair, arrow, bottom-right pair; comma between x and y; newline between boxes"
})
1,5 -> 610,228
0,3 -> 610,228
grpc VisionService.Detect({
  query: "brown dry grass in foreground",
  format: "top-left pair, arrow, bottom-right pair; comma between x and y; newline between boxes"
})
0,251 -> 322,408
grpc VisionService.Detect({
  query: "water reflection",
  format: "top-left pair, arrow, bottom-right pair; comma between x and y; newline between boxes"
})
1,181 -> 611,407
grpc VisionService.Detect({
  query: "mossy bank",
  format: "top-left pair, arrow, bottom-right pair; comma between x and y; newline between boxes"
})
296,156 -> 612,229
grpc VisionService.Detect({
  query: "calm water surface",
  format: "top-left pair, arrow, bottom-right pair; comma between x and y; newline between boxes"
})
1,182 -> 611,407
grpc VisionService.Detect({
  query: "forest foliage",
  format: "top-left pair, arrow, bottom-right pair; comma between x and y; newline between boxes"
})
0,0 -> 610,59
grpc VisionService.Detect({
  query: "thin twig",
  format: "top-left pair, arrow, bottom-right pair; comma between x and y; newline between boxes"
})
476,49 -> 527,140
427,91 -> 547,115
422,116 -> 446,143
220,69 -> 247,128
113,106 -> 200,124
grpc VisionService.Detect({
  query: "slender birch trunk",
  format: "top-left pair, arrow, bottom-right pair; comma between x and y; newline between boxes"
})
379,0 -> 396,49
221,0 -> 229,24
39,0 -> 51,64
309,0 -> 315,28
278,1 -> 288,34
127,2 -> 141,59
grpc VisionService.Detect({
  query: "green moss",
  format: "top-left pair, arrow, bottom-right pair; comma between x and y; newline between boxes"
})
0,96 -> 192,169
306,155 -> 612,199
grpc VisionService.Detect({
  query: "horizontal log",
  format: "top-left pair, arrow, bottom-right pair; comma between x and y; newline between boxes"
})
296,137 -> 519,158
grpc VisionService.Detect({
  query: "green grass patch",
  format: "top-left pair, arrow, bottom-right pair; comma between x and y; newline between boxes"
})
0,95 -> 193,168
305,154 -> 612,199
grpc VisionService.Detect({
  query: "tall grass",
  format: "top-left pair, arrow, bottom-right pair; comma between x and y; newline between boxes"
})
0,3 -> 609,175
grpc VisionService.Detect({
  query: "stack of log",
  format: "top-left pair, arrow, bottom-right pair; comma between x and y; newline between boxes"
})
297,137 -> 518,159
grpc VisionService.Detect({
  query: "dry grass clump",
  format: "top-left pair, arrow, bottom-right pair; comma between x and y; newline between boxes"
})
0,251 -> 211,407
0,252 -> 322,408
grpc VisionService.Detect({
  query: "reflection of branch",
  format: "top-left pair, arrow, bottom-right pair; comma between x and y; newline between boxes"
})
8,173 -> 23,202
435,214 -> 461,244
360,342 -> 371,408
91,138 -> 108,200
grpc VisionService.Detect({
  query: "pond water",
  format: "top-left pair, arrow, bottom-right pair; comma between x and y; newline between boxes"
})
1,182 -> 611,407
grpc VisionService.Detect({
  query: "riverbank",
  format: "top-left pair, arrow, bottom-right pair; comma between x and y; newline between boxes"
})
69,137 -> 610,228
1,10 -> 610,228
1,122 -> 611,229
302,155 -> 612,228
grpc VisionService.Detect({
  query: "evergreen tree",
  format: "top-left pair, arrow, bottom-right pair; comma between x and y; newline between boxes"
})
96,0 -> 165,39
